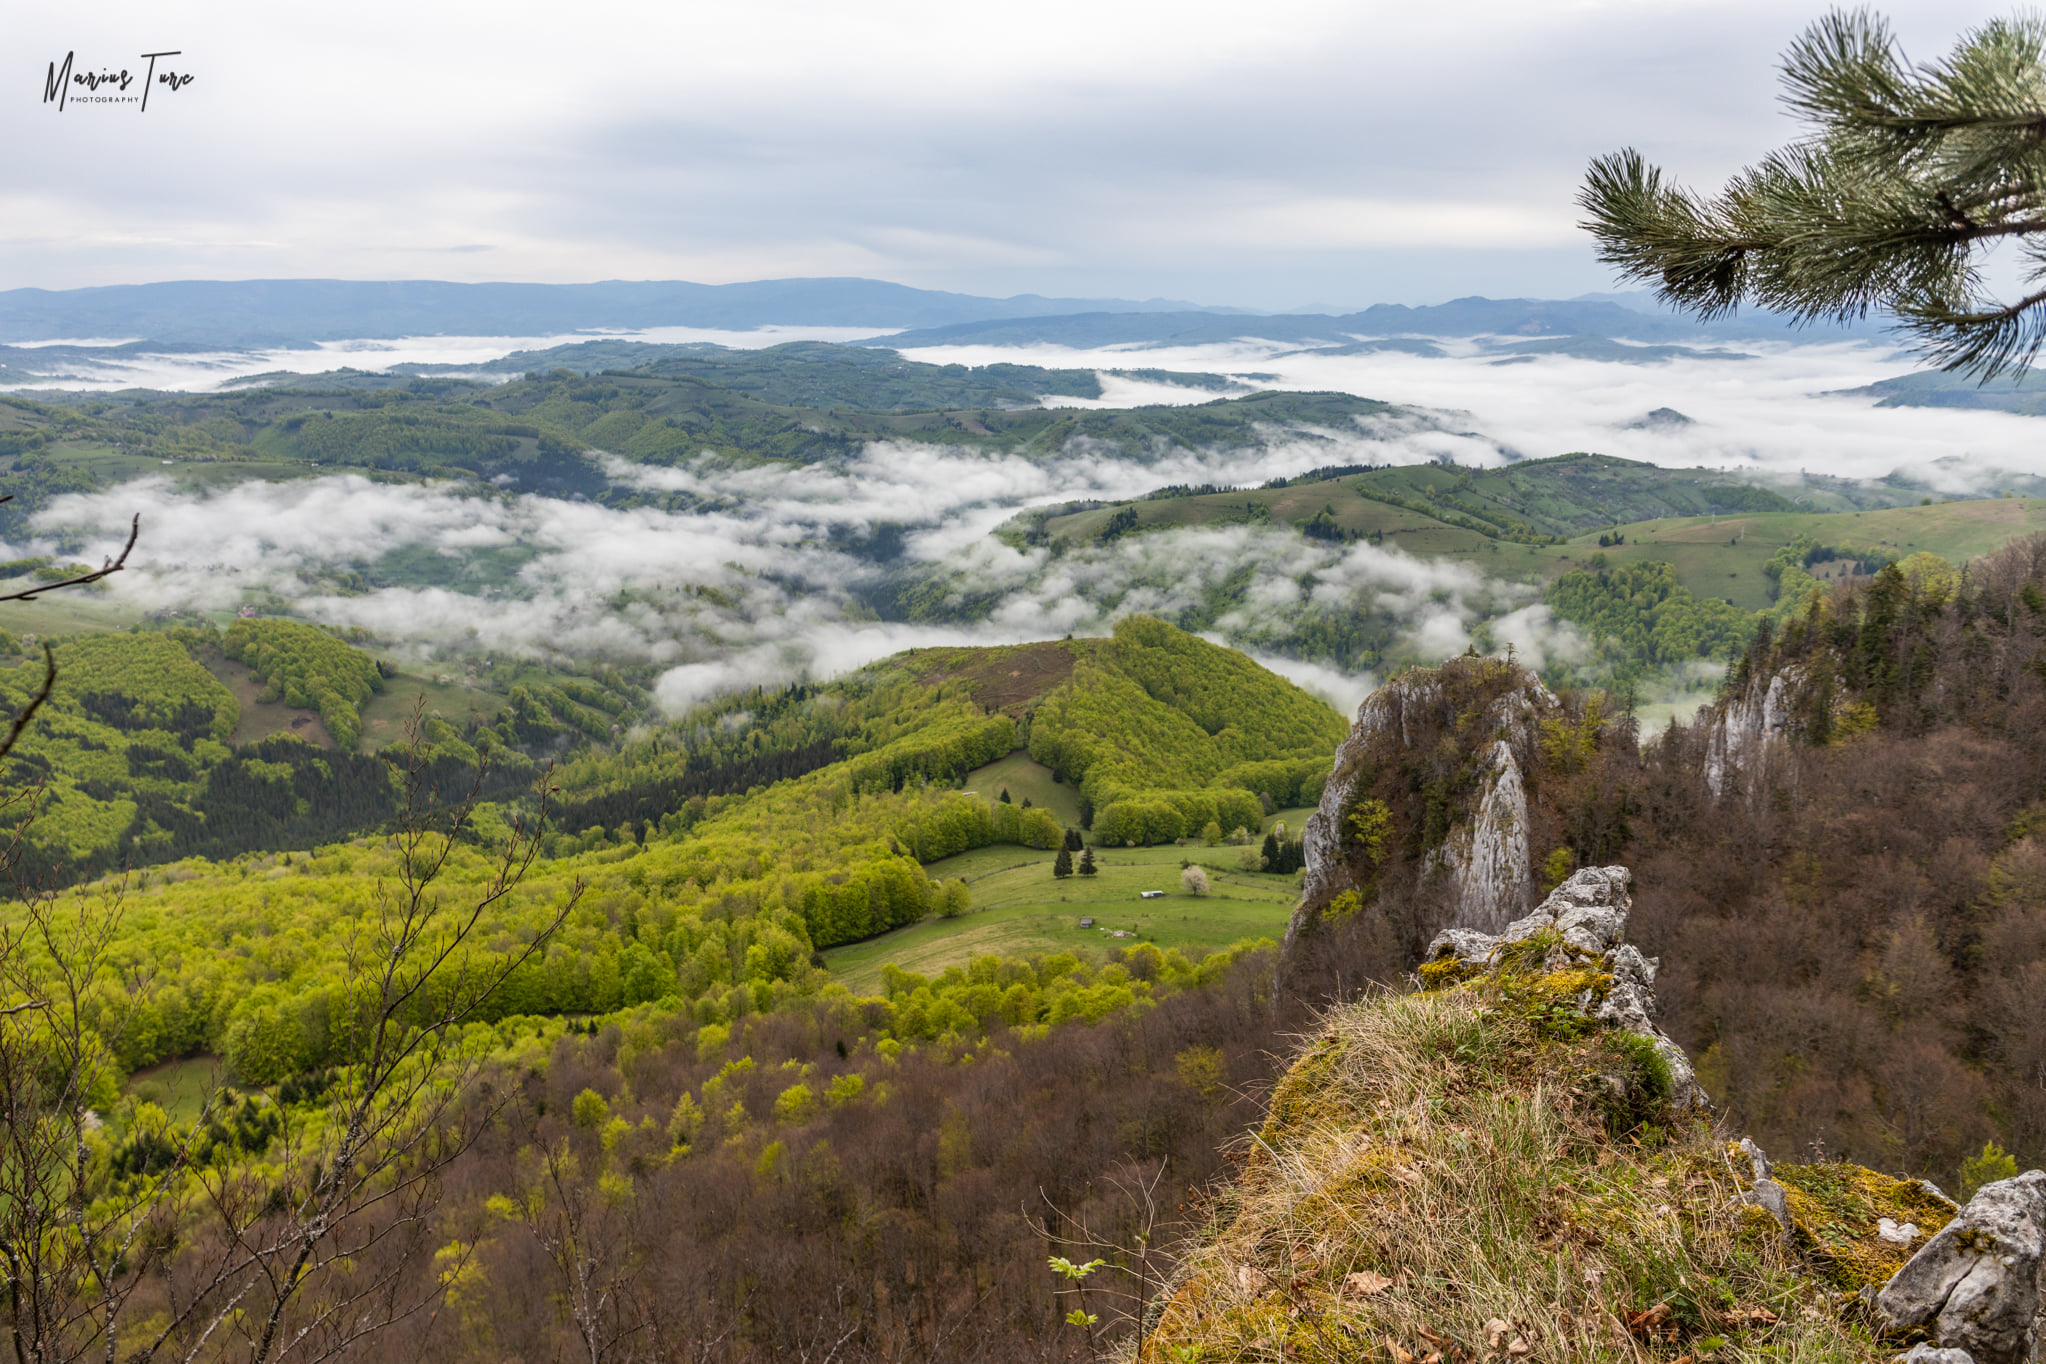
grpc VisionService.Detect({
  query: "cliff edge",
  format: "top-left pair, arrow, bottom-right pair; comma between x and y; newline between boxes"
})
1281,655 -> 1567,1007
1142,867 -> 2046,1364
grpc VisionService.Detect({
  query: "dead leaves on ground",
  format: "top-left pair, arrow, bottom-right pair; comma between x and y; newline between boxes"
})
1342,1270 -> 1394,1298
1381,1317 -> 1530,1363
1622,1301 -> 1677,1342
1482,1317 -> 1533,1356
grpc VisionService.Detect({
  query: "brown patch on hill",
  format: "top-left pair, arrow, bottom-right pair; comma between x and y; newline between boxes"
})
901,639 -> 1082,715
197,652 -> 334,749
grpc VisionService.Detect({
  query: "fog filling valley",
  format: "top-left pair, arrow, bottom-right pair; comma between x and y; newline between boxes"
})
16,333 -> 2045,715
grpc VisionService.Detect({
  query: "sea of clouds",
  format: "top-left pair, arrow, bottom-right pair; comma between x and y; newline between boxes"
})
16,331 -> 2046,716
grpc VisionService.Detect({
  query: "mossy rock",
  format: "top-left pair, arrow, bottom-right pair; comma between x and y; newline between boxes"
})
1764,1156 -> 1957,1290
1417,953 -> 1478,989
1255,1036 -> 1346,1154
1143,987 -> 1899,1364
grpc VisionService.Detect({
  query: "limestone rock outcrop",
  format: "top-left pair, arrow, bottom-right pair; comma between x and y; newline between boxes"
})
1295,660 -> 1551,939
1878,1171 -> 2046,1364
1424,865 -> 1710,1111
1701,661 -> 1804,799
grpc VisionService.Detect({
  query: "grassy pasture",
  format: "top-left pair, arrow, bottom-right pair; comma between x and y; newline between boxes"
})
1529,496 -> 2046,609
823,842 -> 1297,991
359,674 -> 507,748
124,1055 -> 227,1124
960,750 -> 1082,828
200,653 -> 335,747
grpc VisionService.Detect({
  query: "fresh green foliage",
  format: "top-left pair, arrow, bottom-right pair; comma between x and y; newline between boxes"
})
0,631 -> 404,881
1581,12 -> 2046,376
224,619 -> 385,749
871,939 -> 1266,1039
1027,618 -> 1346,844
1,622 -> 1337,1084
1547,559 -> 1755,676
1957,1139 -> 2021,1198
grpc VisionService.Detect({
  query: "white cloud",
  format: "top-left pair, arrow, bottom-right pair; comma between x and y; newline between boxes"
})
29,328 -> 2046,722
0,1 -> 2017,304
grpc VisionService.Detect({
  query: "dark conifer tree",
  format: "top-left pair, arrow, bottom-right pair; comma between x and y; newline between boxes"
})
1078,848 -> 1097,876
1053,847 -> 1073,878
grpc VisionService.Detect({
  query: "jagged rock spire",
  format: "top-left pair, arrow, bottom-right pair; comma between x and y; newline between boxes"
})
1424,865 -> 1709,1111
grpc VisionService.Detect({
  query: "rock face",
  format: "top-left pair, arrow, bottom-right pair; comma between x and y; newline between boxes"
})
1424,865 -> 1709,1111
1426,738 -> 1533,933
1297,663 -> 1551,935
1877,1171 -> 2046,1364
1702,662 -> 1803,799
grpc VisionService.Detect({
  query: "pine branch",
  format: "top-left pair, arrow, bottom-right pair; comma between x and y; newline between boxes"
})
1580,9 -> 2046,378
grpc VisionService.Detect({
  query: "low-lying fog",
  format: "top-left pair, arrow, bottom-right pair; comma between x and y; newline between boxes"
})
14,332 -> 2044,717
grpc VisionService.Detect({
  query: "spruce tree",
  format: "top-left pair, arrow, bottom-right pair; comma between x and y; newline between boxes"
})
1078,848 -> 1097,876
1054,846 -> 1073,878
1063,827 -> 1083,852
999,788 -> 1012,804
1581,12 -> 2046,376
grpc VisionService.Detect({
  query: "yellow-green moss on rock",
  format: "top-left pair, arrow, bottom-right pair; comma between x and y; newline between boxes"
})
1768,1158 -> 1957,1291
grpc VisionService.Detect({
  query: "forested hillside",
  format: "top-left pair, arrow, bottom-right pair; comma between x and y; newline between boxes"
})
0,622 -> 648,883
0,360 -> 1388,511
1,616 -> 1329,1082
12,551 -> 2046,1359
1288,536 -> 2046,1190
1028,616 -> 1346,841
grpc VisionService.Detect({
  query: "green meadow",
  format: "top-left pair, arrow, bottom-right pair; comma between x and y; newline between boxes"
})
822,838 -> 1303,991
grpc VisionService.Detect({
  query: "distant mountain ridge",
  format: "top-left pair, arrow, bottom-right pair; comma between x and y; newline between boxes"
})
864,295 -> 1891,350
0,279 -> 1891,353
0,277 -> 1247,348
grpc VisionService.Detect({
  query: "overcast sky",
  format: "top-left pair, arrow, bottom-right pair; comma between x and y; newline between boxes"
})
5,0 -> 2019,309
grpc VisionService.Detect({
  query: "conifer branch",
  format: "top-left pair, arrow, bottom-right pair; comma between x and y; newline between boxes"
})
1580,9 -> 2046,377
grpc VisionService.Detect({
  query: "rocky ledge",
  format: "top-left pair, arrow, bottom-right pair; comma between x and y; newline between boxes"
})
1421,865 -> 1709,1113
1144,863 -> 2046,1364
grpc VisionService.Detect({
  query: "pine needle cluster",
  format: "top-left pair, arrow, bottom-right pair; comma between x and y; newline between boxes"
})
1580,10 -> 2046,376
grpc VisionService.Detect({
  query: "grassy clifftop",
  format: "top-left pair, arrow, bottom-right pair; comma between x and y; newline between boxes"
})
1138,920 -> 1955,1364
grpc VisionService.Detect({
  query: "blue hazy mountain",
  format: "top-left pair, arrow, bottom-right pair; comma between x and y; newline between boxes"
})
864,296 -> 1890,350
0,277 -> 1248,348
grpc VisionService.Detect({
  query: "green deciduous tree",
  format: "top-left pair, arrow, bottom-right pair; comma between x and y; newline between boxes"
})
1581,11 -> 2046,376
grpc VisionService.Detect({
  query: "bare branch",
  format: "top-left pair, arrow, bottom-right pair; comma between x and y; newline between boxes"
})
0,515 -> 138,606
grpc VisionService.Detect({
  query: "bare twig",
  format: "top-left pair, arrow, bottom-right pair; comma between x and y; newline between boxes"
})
0,646 -> 57,768
0,515 -> 138,606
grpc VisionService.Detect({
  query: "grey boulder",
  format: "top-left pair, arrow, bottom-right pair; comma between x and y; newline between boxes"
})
1877,1171 -> 2046,1364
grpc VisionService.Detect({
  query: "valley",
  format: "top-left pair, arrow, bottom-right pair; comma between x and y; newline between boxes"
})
6,321 -> 2046,1363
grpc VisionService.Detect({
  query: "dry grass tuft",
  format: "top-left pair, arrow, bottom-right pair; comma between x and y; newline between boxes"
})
1140,983 -> 1908,1363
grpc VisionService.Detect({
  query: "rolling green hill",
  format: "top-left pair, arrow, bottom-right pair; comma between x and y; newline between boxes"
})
0,617 -> 1332,1083
1532,495 -> 2046,609
1020,452 -> 1928,554
0,360 -> 1394,524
